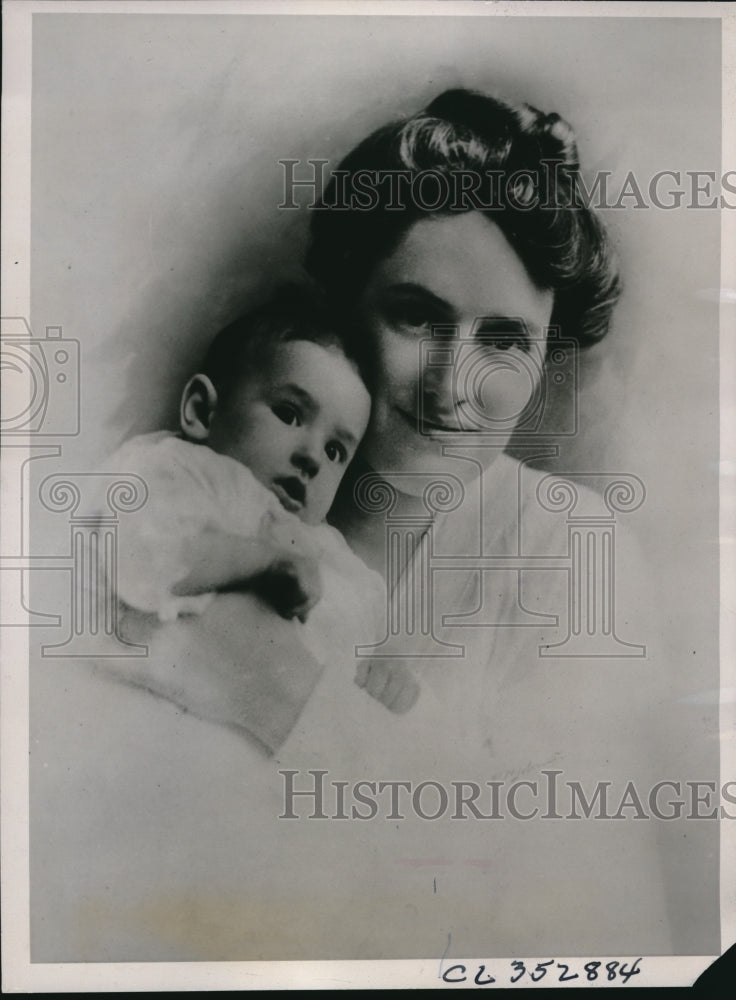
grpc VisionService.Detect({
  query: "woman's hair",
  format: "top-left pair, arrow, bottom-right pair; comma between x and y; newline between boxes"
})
306,88 -> 620,347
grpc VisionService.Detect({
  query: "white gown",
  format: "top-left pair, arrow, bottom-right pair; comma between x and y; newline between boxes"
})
30,454 -> 713,961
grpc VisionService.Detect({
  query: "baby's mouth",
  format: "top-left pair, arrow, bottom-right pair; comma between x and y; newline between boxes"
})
272,476 -> 306,513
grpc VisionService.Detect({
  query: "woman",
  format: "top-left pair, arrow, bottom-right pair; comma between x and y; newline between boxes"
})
311,88 -> 626,720
32,89 -> 688,962
278,90 -> 679,954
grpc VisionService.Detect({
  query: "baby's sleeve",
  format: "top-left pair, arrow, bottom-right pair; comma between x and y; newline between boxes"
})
99,435 -> 232,621
307,524 -> 387,649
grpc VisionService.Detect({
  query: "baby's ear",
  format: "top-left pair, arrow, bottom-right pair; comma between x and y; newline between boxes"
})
180,374 -> 218,441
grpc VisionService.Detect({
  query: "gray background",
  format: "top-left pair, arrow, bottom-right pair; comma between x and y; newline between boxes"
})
28,12 -> 721,955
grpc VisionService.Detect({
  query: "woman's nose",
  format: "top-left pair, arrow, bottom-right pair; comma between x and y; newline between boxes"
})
422,344 -> 465,411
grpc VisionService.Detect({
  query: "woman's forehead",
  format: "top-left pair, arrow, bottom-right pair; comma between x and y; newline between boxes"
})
369,212 -> 554,330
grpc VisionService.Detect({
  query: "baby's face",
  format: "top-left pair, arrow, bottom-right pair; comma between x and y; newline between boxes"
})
208,340 -> 371,525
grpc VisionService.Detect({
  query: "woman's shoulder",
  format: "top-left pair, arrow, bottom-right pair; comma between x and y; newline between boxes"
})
498,454 -> 611,507
494,454 -> 641,547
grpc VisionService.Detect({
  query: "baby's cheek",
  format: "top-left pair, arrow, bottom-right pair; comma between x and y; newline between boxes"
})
316,476 -> 341,522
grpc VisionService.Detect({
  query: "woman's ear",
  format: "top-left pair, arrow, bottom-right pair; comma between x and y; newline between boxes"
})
180,374 -> 218,441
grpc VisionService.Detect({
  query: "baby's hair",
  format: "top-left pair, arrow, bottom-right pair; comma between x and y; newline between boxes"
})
198,284 -> 369,406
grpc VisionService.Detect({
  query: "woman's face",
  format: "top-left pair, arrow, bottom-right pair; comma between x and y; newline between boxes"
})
356,211 -> 555,485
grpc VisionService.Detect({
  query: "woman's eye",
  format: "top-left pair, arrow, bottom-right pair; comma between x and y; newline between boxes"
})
387,303 -> 433,331
272,402 -> 301,426
476,321 -> 531,353
325,441 -> 347,464
477,333 -> 513,351
476,332 -> 528,353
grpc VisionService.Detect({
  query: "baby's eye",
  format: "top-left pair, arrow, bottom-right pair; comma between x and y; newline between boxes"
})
325,441 -> 347,464
272,402 -> 301,426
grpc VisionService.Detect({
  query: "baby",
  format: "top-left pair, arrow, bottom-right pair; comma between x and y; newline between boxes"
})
103,286 -> 419,714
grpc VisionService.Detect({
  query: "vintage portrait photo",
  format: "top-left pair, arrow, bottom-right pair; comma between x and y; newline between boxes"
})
1,0 -> 734,990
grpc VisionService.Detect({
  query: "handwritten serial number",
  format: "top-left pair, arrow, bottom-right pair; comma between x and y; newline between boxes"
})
442,957 -> 642,985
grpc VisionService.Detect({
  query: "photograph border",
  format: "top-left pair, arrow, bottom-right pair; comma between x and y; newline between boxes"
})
2,0 -> 734,990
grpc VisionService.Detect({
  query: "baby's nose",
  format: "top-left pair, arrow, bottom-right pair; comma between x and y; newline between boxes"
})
291,440 -> 320,478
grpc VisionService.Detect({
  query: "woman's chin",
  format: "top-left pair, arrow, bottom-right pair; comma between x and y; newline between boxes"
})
362,436 -> 503,491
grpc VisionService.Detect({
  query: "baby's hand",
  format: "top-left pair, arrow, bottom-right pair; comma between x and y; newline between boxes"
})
355,659 -> 421,714
256,553 -> 322,622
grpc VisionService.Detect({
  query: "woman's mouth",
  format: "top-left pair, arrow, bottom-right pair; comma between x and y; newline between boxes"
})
395,406 -> 465,435
271,477 -> 306,513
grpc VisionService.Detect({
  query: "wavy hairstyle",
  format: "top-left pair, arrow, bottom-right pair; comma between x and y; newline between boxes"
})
306,88 -> 620,348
